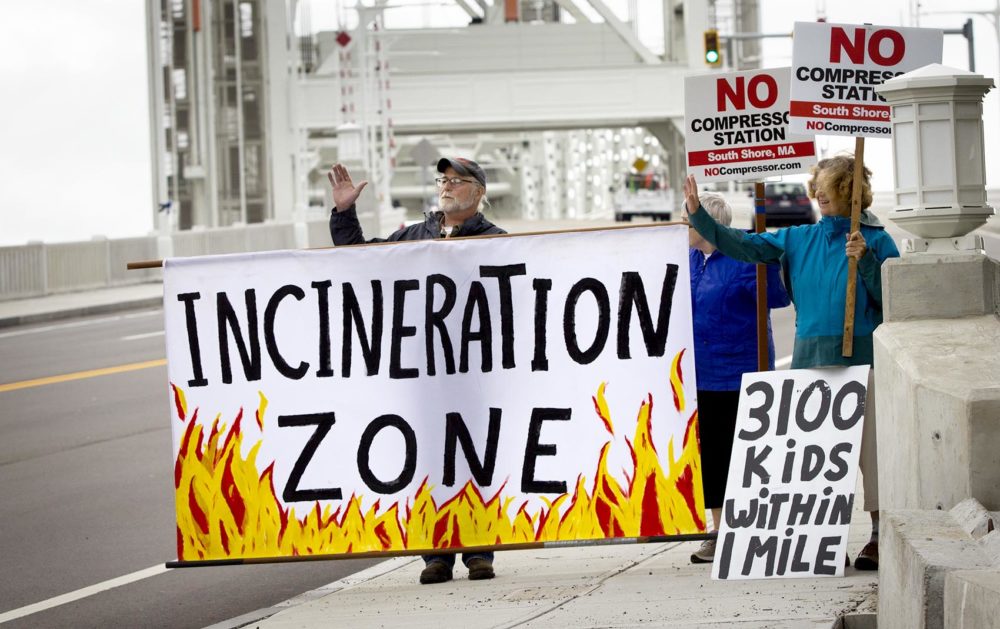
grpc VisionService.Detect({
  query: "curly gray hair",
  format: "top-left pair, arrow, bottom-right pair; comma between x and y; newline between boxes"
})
697,192 -> 733,227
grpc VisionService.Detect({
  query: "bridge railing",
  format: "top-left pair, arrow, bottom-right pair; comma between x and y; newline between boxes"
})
0,218 -> 347,302
2,202 -> 995,303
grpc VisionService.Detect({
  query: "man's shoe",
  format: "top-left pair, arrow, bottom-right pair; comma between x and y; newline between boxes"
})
690,538 -> 717,564
855,541 -> 878,571
466,557 -> 495,580
419,560 -> 453,584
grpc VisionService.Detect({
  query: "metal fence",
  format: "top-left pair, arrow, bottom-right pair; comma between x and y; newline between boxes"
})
5,203 -> 995,302
0,219 -> 346,302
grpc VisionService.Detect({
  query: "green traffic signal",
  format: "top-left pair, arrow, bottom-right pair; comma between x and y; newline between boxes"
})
703,29 -> 722,67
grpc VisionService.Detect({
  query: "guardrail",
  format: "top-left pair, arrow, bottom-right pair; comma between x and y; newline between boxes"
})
2,201 -> 996,303
0,218 -> 353,302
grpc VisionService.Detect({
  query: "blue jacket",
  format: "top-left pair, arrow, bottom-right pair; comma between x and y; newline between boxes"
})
688,208 -> 900,368
691,248 -> 790,391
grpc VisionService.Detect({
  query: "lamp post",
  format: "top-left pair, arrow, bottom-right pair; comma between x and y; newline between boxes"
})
875,63 -> 996,253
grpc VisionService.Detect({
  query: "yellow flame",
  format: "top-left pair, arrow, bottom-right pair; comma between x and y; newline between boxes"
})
173,377 -> 705,561
255,391 -> 268,431
171,383 -> 188,420
593,382 -> 614,435
670,350 -> 686,412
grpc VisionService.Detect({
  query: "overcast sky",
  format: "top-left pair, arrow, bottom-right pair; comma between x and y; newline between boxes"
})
0,0 -> 996,245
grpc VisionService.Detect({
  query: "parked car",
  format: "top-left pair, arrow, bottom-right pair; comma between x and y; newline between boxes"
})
754,182 -> 816,227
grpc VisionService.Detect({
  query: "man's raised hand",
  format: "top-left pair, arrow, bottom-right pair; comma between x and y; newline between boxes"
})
328,163 -> 369,212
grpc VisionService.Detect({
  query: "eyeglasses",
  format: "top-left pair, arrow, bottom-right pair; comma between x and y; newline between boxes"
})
435,176 -> 479,187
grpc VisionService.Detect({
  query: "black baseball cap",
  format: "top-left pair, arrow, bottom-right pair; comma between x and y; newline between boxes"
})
437,157 -> 486,188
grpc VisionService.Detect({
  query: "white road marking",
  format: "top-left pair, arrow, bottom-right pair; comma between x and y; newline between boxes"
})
775,355 -> 792,369
0,564 -> 169,624
121,330 -> 165,341
0,310 -> 160,340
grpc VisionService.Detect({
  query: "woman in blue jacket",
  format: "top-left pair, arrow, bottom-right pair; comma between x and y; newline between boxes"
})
684,155 -> 900,570
687,193 -> 791,564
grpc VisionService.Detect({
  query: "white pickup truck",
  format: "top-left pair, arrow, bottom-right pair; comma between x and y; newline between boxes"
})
612,172 -> 675,222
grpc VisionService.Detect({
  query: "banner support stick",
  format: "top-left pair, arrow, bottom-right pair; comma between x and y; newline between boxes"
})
125,221 -> 691,271
842,136 -> 865,357
164,533 -> 719,568
754,182 -> 768,372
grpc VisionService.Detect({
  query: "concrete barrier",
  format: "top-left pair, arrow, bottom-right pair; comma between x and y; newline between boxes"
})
944,570 -> 1000,628
109,237 -> 159,285
0,222 -> 338,302
0,243 -> 46,299
879,508 -> 995,629
306,219 -> 332,249
171,230 -> 209,259
245,223 -> 296,252
45,240 -> 110,293
875,318 -> 1000,512
205,227 -> 247,255
881,253 -> 999,321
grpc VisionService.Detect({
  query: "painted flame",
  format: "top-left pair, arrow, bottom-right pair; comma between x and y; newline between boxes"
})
173,351 -> 704,560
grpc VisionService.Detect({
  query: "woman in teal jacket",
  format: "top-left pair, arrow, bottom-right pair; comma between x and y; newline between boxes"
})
684,155 -> 899,571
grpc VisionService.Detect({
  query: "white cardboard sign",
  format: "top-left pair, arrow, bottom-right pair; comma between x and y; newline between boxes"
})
162,226 -> 708,562
712,366 -> 870,580
685,68 -> 817,183
789,21 -> 943,137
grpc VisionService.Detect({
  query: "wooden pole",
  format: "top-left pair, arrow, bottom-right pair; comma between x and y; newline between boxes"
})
164,531 -> 717,568
842,137 -> 866,357
125,221 -> 692,271
754,182 -> 768,372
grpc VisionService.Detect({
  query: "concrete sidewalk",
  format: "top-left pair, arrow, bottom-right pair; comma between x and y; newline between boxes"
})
0,282 -> 164,328
225,493 -> 878,629
0,245 -> 885,629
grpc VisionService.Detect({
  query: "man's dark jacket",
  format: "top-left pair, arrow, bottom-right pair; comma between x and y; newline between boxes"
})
329,205 -> 505,245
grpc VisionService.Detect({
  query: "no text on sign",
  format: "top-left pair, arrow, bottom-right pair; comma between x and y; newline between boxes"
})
789,21 -> 943,137
685,68 -> 817,184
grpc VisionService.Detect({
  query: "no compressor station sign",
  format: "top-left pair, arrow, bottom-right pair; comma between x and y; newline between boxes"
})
685,68 -> 817,183
789,21 -> 943,137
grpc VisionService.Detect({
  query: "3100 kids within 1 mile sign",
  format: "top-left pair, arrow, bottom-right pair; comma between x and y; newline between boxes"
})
162,226 -> 706,564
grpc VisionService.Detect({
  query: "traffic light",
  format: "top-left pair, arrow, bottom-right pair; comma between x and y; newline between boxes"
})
704,29 -> 722,67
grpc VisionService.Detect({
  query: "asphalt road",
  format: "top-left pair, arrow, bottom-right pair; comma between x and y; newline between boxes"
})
0,311 -> 378,629
0,223 -> 996,628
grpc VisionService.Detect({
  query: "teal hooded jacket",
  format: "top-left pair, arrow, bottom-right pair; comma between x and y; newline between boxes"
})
687,207 -> 900,368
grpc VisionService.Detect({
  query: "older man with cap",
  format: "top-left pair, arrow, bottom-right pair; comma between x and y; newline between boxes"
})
326,157 -> 502,585
328,157 -> 505,245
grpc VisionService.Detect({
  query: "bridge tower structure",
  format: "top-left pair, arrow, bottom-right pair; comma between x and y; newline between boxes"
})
146,0 -> 762,232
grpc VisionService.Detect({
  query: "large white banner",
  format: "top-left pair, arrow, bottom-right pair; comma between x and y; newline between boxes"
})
789,21 -> 943,137
712,366 -> 869,581
163,226 -> 706,563
685,68 -> 817,183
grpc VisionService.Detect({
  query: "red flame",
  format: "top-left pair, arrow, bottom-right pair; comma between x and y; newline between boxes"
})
221,451 -> 246,534
675,465 -> 705,531
171,384 -> 185,421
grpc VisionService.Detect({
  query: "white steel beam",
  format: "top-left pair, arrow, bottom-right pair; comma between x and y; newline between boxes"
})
452,0 -> 482,19
264,0 -> 296,223
145,0 -> 168,227
662,0 -> 675,61
298,64 -> 685,134
553,0 -> 590,23
580,0 -> 659,64
682,0 -> 710,70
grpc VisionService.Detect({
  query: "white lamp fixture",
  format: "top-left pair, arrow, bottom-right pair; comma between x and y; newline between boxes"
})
874,64 -> 995,252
